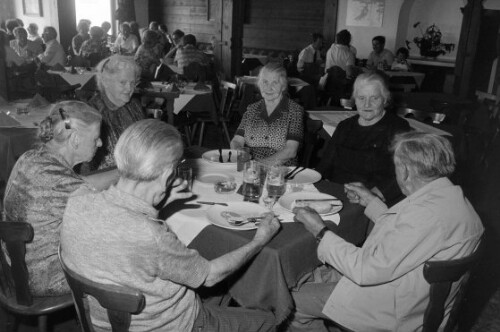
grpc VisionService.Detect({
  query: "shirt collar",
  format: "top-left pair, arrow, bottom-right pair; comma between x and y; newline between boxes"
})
105,185 -> 158,218
258,95 -> 289,122
100,91 -> 121,111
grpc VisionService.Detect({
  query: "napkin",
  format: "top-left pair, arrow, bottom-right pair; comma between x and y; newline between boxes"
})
28,94 -> 50,108
0,112 -> 22,127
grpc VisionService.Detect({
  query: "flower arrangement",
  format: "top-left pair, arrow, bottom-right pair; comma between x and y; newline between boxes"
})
406,23 -> 455,58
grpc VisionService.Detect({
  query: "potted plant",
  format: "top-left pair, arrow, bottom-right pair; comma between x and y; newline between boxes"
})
406,23 -> 455,58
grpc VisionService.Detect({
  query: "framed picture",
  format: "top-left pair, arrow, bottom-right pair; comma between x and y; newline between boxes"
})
23,0 -> 43,17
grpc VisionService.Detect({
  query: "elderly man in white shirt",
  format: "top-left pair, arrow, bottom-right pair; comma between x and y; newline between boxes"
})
325,29 -> 355,79
297,33 -> 323,73
289,131 -> 484,332
113,22 -> 139,55
38,26 -> 66,67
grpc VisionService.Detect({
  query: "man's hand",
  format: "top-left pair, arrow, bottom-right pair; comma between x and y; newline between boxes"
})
165,178 -> 192,205
293,206 -> 325,237
253,213 -> 281,245
344,182 -> 377,207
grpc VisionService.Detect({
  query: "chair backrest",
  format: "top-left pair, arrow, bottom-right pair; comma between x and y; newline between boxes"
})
0,222 -> 34,306
59,252 -> 145,332
422,237 -> 486,332
220,80 -> 237,118
300,118 -> 323,168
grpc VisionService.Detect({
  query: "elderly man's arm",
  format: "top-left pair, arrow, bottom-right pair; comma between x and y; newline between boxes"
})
203,214 -> 280,286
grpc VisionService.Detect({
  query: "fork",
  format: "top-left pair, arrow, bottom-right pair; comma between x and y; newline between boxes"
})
287,167 -> 305,180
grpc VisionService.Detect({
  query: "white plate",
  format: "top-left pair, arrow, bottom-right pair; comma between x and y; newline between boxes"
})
278,192 -> 343,216
196,173 -> 234,185
285,168 -> 322,185
202,149 -> 238,164
207,202 -> 270,230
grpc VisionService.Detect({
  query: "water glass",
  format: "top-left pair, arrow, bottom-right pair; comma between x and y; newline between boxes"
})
242,160 -> 261,203
266,166 -> 286,198
237,147 -> 251,172
177,164 -> 193,193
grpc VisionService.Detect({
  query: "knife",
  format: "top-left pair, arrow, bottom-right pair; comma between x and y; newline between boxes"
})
295,199 -> 341,203
197,201 -> 228,206
218,148 -> 223,163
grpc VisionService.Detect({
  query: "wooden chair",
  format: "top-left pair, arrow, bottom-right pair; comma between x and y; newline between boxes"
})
191,80 -> 237,147
300,118 -> 323,168
59,252 -> 145,332
389,82 -> 417,93
0,222 -> 74,332
422,237 -> 485,332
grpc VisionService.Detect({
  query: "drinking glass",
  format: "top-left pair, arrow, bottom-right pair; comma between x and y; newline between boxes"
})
177,164 -> 193,193
241,160 -> 261,203
266,166 -> 286,198
237,147 -> 251,172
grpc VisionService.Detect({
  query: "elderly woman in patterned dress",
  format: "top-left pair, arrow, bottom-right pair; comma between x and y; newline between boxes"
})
230,62 -> 304,166
3,101 -> 118,296
87,54 -> 146,170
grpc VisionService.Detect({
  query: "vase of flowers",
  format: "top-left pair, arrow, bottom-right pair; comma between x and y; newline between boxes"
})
407,23 -> 455,58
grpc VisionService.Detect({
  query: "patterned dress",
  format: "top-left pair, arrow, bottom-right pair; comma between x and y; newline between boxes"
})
3,145 -> 95,296
134,44 -> 161,79
235,96 -> 304,166
87,93 -> 146,170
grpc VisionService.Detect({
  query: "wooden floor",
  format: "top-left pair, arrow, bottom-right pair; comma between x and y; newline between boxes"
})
2,112 -> 500,331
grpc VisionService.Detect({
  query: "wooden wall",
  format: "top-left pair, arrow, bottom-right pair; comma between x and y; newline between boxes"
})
243,0 -> 326,52
154,0 -> 216,44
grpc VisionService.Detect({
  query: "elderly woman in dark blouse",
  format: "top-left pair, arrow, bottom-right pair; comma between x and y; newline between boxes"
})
316,72 -> 411,204
87,55 -> 146,170
230,62 -> 304,166
3,101 -> 118,296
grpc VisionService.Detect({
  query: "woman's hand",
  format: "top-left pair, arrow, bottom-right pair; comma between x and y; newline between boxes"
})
166,178 -> 192,205
230,135 -> 245,150
344,182 -> 377,207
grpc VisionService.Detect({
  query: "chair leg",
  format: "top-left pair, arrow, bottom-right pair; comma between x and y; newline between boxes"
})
198,122 -> 206,146
38,315 -> 48,332
222,122 -> 231,147
183,126 -> 192,147
191,123 -> 198,142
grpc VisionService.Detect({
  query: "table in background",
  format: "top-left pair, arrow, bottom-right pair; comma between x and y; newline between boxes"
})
384,70 -> 426,90
161,159 -> 368,324
0,100 -> 51,183
47,68 -> 96,88
307,110 -> 452,137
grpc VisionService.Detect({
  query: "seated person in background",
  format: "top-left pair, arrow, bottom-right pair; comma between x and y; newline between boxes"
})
5,18 -> 20,41
325,29 -> 356,79
173,34 -> 209,70
297,33 -> 324,83
129,21 -> 142,45
134,29 -> 161,80
100,21 -> 112,43
3,101 -> 118,297
80,26 -> 110,66
163,29 -> 184,63
231,63 -> 304,166
38,26 -> 66,67
1,30 -> 25,67
113,22 -> 139,55
86,55 -> 146,170
391,47 -> 412,71
10,27 -> 43,60
316,72 -> 410,204
290,131 -> 484,332
71,19 -> 90,57
366,35 -> 394,70
61,119 -> 279,332
158,23 -> 172,54
27,23 -> 44,47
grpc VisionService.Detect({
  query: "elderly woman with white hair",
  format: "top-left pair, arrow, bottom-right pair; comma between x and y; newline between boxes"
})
316,71 -> 411,205
291,132 -> 483,332
87,54 -> 146,170
3,101 -> 118,296
230,62 -> 304,166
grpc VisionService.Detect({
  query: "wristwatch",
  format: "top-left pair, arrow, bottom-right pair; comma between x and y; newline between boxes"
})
315,226 -> 329,244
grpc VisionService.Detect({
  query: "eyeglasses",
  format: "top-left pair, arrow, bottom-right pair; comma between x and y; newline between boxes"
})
59,108 -> 71,129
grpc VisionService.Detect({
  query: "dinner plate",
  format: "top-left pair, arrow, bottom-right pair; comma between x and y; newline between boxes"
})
278,192 -> 343,216
286,168 -> 322,185
196,173 -> 235,185
202,149 -> 238,164
207,202 -> 270,230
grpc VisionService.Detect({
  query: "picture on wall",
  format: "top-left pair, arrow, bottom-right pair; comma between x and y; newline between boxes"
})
23,0 -> 43,17
346,0 -> 385,27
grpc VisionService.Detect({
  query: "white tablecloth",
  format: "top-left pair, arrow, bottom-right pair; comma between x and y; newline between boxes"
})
307,110 -> 452,137
166,158 -> 339,245
47,70 -> 96,88
151,82 -> 212,114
